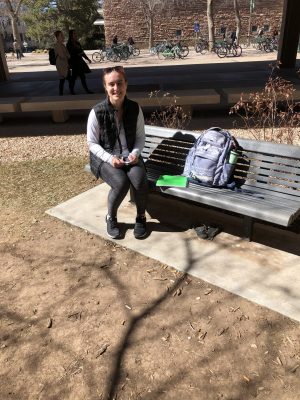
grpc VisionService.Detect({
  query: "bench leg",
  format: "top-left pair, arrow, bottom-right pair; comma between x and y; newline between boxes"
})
243,216 -> 254,241
52,110 -> 69,123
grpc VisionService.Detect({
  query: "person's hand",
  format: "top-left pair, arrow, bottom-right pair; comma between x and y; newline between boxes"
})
128,154 -> 138,165
111,157 -> 124,168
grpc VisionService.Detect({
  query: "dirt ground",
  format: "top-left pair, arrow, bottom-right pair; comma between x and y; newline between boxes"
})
0,133 -> 300,400
1,51 -> 300,400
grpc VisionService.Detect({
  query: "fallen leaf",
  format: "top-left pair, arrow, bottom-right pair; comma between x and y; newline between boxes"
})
47,318 -> 52,328
96,344 -> 109,358
290,364 -> 299,373
218,327 -> 229,336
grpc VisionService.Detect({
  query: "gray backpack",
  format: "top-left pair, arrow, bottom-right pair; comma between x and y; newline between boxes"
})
183,127 -> 237,187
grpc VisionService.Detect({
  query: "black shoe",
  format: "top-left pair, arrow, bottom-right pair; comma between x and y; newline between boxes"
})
206,225 -> 222,240
134,216 -> 147,239
106,215 -> 120,239
194,224 -> 208,239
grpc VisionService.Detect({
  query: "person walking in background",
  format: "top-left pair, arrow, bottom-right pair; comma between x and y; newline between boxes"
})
112,35 -> 118,46
127,36 -> 135,46
87,66 -> 148,239
23,40 -> 28,53
257,26 -> 264,37
230,30 -> 237,45
13,39 -> 21,59
54,30 -> 71,96
67,29 -> 93,95
272,27 -> 279,40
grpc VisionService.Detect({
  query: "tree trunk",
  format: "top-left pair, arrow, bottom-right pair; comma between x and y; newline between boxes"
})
233,0 -> 241,45
207,0 -> 215,51
148,15 -> 154,49
11,15 -> 21,44
4,0 -> 23,48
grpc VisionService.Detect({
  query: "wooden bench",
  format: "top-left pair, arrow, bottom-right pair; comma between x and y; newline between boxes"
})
141,125 -> 300,240
0,97 -> 25,123
223,87 -> 300,105
19,89 -> 220,123
20,94 -> 105,123
128,89 -> 220,113
223,87 -> 262,105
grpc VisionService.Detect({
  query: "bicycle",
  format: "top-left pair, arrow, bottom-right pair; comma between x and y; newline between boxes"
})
195,38 -> 208,54
252,36 -> 266,51
173,41 -> 189,57
92,49 -> 105,63
127,44 -> 140,57
263,37 -> 278,52
150,40 -> 172,56
157,43 -> 185,60
105,44 -> 129,62
217,41 -> 242,58
239,36 -> 251,49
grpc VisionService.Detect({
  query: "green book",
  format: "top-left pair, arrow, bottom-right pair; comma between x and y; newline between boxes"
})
156,175 -> 188,188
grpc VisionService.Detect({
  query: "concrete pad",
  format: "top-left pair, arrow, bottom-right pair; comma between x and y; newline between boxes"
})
46,184 -> 300,322
0,97 -> 25,112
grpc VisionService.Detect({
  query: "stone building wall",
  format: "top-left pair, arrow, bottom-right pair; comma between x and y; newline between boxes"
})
103,0 -> 283,46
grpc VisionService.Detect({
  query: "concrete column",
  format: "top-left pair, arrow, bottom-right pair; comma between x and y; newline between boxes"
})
0,36 -> 9,81
277,0 -> 300,68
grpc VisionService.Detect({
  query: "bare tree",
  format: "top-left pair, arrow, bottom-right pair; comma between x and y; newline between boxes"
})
4,0 -> 24,47
207,0 -> 215,51
233,0 -> 241,45
138,0 -> 167,49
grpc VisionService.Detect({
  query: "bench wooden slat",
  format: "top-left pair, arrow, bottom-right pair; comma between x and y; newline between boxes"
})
244,160 -> 300,177
241,179 -> 300,197
242,151 -> 300,169
243,172 -> 300,190
241,182 -> 300,200
238,138 -> 300,158
187,182 -> 299,213
244,168 -> 300,188
158,185 -> 300,227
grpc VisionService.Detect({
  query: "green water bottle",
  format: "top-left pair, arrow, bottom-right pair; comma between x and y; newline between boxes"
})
229,150 -> 238,165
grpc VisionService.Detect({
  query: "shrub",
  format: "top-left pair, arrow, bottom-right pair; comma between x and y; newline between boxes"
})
146,91 -> 191,130
230,65 -> 300,144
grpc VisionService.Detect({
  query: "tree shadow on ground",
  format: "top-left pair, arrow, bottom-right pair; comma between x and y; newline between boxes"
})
0,223 -> 299,400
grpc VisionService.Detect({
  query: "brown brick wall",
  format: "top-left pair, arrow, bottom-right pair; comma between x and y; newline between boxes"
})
103,0 -> 283,47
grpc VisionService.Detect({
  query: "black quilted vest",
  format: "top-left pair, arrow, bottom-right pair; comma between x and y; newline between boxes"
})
90,96 -> 139,179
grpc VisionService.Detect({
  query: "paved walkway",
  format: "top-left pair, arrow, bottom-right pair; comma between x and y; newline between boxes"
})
46,184 -> 300,323
2,48 -> 300,97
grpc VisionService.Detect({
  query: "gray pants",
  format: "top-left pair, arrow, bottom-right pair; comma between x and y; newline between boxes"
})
100,159 -> 148,218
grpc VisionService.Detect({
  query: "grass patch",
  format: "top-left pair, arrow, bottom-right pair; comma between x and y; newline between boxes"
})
0,156 -> 98,239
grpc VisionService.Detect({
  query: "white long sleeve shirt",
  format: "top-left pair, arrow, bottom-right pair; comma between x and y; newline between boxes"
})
87,106 -> 145,165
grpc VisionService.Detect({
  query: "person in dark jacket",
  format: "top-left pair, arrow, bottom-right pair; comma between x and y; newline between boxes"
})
67,29 -> 93,94
112,35 -> 118,45
87,66 -> 148,239
230,30 -> 237,45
